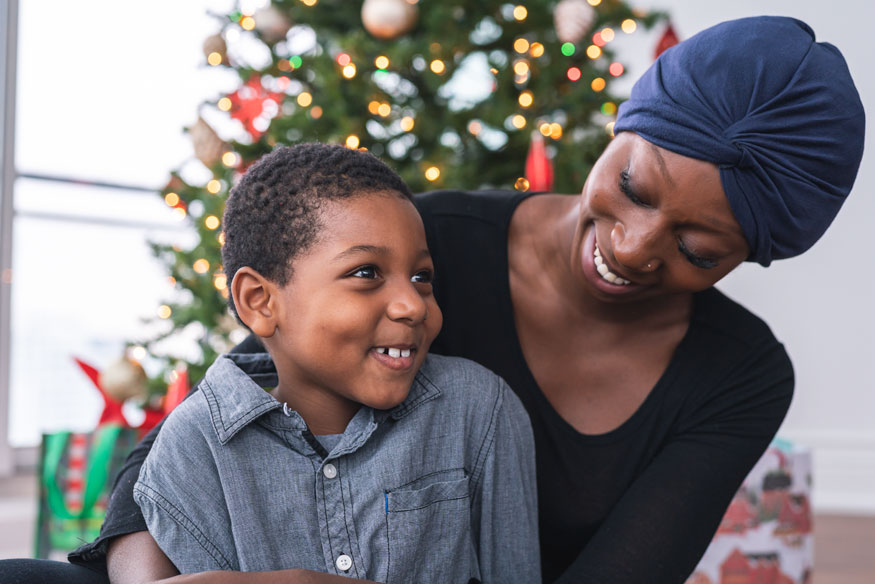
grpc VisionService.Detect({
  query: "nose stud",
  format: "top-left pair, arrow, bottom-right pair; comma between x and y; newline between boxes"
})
646,262 -> 653,269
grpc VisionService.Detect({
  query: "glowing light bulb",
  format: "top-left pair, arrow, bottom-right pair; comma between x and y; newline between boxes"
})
586,45 -> 602,59
310,106 -> 323,119
193,259 -> 210,274
424,166 -> 440,181
375,55 -> 390,69
468,121 -> 482,135
621,19 -> 638,34
297,92 -> 313,107
218,97 -> 232,111
158,305 -> 172,319
345,134 -> 360,149
377,103 -> 391,117
218,232 -> 226,246
430,59 -> 446,74
591,77 -> 606,92
213,274 -> 228,291
592,32 -> 605,47
601,28 -> 615,42
290,56 -> 303,68
514,177 -> 530,191
205,215 -> 220,230
240,16 -> 255,30
336,53 -> 351,66
400,116 -> 415,131
513,5 -> 528,20
518,91 -> 534,108
609,62 -> 625,77
605,121 -> 616,136
131,346 -> 147,360
222,152 -> 239,167
539,122 -> 552,137
561,42 -> 575,57
173,207 -> 187,220
550,123 -> 563,139
368,101 -> 380,115
342,64 -> 357,78
601,102 -> 617,116
567,67 -> 582,82
164,192 -> 180,207
207,179 -> 222,194
514,38 -> 530,54
587,0 -> 602,6
207,52 -> 223,66
512,114 -> 526,129
513,60 -> 530,76
300,0 -> 317,6
530,42 -> 545,58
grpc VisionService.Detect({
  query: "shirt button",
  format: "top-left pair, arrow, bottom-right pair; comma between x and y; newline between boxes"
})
335,554 -> 352,572
323,463 -> 337,479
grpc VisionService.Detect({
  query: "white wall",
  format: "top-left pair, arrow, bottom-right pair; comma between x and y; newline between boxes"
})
616,0 -> 875,514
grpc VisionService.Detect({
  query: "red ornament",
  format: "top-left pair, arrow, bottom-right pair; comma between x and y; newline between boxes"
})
73,358 -> 128,428
654,23 -> 680,60
525,132 -> 554,192
227,75 -> 284,139
163,367 -> 189,415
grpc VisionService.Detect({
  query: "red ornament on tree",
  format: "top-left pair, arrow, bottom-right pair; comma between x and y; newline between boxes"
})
654,23 -> 680,60
227,75 -> 284,139
525,132 -> 554,192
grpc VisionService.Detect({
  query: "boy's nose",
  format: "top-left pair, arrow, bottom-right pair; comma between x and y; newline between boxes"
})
611,217 -> 663,272
386,282 -> 428,323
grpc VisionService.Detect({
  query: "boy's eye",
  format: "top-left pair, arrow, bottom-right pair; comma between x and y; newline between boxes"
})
678,239 -> 718,269
350,265 -> 378,279
411,269 -> 434,284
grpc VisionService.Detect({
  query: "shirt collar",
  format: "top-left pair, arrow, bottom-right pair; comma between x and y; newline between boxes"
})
202,352 -> 442,444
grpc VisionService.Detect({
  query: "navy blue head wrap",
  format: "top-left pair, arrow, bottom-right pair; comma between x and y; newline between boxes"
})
614,16 -> 865,265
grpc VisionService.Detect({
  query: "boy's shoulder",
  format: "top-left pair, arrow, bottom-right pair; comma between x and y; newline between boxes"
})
413,353 -> 519,417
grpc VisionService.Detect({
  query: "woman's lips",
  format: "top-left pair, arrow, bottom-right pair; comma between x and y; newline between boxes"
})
581,227 -> 643,296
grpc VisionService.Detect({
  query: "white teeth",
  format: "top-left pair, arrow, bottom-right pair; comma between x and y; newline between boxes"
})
400,349 -> 411,358
593,244 -> 631,286
376,347 -> 413,358
388,348 -> 401,358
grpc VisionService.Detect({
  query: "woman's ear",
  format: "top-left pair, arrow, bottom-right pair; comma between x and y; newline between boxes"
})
231,267 -> 277,338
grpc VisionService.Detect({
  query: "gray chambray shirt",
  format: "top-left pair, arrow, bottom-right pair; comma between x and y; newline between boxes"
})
134,352 -> 540,583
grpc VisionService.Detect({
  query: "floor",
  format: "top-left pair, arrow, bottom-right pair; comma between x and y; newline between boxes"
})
0,471 -> 873,580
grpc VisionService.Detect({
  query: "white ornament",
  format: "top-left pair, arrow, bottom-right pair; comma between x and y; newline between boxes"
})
554,0 -> 597,44
361,0 -> 419,40
99,357 -> 147,403
254,5 -> 292,43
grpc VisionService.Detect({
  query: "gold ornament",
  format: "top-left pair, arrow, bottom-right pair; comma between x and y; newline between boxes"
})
554,0 -> 597,44
361,0 -> 419,40
254,6 -> 292,43
189,116 -> 227,168
202,33 -> 227,63
99,357 -> 147,403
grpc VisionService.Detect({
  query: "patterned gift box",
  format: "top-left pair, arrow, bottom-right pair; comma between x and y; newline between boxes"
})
686,439 -> 813,584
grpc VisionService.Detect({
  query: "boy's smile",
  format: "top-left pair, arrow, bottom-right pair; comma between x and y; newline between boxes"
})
258,191 -> 442,435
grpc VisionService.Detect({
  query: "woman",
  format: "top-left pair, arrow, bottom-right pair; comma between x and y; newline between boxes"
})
5,15 -> 863,584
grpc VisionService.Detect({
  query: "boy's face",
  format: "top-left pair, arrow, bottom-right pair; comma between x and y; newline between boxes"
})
266,191 -> 442,431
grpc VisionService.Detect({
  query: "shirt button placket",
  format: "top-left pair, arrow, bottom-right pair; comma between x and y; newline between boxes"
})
320,460 -> 356,576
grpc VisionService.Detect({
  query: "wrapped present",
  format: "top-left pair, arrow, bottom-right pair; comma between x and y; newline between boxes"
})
34,425 -> 139,558
686,439 -> 813,584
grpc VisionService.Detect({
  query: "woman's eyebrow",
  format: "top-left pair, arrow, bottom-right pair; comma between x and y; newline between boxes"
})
647,142 -> 675,187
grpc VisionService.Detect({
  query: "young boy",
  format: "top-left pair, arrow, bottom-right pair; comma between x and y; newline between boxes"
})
133,144 -> 540,583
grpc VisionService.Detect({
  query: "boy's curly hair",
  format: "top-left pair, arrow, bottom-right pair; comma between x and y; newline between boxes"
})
221,143 -> 413,318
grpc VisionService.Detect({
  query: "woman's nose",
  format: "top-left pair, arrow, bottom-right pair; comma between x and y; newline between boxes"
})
386,281 -> 428,323
611,218 -> 663,272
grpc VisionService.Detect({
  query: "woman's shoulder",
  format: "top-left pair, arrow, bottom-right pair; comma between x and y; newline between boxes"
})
414,189 -> 531,224
692,287 -> 783,348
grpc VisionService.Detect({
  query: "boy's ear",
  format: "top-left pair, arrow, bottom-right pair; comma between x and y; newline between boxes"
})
231,267 -> 278,338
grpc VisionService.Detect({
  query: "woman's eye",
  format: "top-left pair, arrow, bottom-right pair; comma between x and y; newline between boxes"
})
619,170 -> 649,207
350,265 -> 378,279
411,269 -> 434,284
678,240 -> 718,269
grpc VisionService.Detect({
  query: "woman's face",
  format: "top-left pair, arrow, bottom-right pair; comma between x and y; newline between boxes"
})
572,132 -> 750,302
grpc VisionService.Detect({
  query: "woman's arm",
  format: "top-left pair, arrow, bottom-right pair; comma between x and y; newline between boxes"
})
553,342 -> 794,584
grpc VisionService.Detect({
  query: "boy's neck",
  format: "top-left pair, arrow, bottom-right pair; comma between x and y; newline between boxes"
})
271,385 -> 361,436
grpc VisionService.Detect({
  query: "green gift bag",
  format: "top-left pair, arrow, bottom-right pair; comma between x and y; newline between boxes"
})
34,424 -> 139,558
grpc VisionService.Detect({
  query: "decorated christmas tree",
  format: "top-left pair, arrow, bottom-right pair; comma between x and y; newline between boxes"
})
136,0 -> 668,399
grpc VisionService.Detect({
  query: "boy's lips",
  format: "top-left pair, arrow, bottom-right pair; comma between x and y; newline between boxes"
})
370,345 -> 417,370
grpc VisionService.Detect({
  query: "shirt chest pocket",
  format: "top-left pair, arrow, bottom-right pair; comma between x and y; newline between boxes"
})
384,472 -> 479,583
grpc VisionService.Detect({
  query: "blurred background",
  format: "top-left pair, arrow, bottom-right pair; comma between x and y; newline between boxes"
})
0,0 -> 872,577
